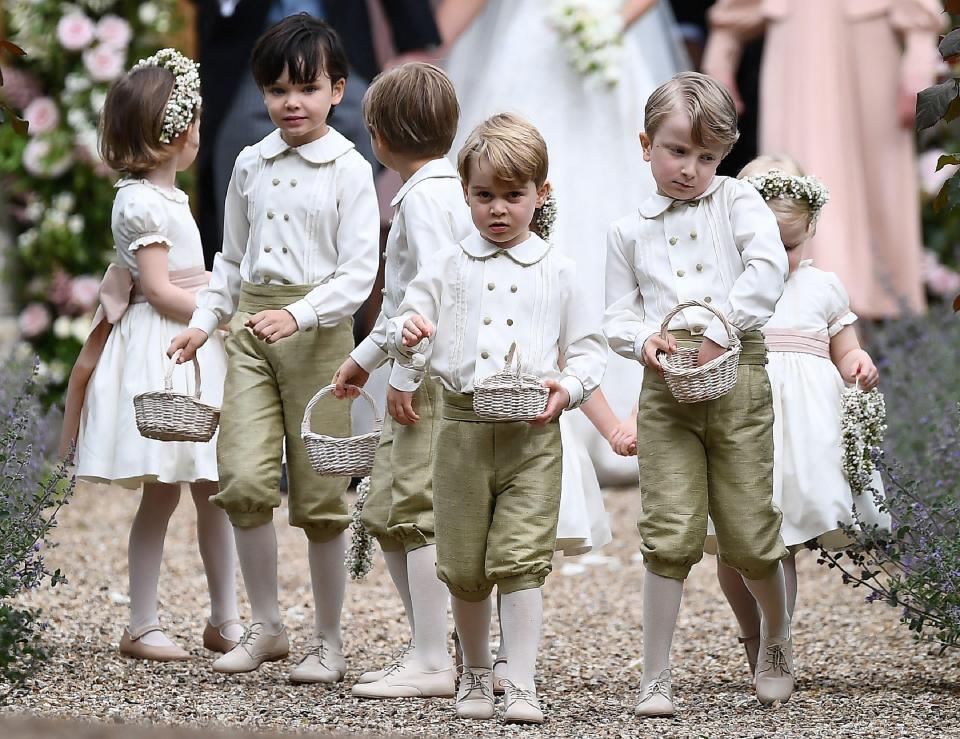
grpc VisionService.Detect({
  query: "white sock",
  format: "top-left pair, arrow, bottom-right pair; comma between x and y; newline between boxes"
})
451,596 -> 492,669
406,545 -> 450,671
308,532 -> 347,651
641,570 -> 683,689
716,559 -> 761,639
494,590 -> 507,665
190,485 -> 242,641
382,548 -> 415,635
500,588 -> 542,690
233,522 -> 282,633
743,563 -> 790,639
783,554 -> 798,618
128,483 -> 180,647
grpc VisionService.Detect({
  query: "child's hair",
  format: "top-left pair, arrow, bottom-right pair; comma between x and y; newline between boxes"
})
644,71 -> 740,155
738,154 -> 829,229
251,13 -> 349,100
100,66 -> 186,176
363,62 -> 459,159
457,113 -> 548,188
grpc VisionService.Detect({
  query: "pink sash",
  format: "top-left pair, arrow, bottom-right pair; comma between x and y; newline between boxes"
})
763,328 -> 831,359
59,265 -> 209,458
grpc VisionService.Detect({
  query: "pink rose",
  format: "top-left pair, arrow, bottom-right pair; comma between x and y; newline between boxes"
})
48,269 -> 73,313
68,275 -> 101,314
0,66 -> 42,109
22,138 -> 73,179
923,251 -> 960,298
96,15 -> 132,50
82,44 -> 125,83
57,12 -> 96,51
18,303 -> 52,339
23,97 -> 59,136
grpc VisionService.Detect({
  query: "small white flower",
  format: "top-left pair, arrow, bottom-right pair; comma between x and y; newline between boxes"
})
67,108 -> 89,130
138,3 -> 159,25
49,359 -> 68,384
24,201 -> 45,222
89,89 -> 107,114
65,73 -> 92,94
17,229 -> 38,250
47,210 -> 67,228
67,215 -> 84,234
70,316 -> 93,342
53,192 -> 76,212
53,316 -> 72,339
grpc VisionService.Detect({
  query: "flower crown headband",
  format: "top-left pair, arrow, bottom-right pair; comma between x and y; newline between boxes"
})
746,169 -> 830,223
132,48 -> 202,144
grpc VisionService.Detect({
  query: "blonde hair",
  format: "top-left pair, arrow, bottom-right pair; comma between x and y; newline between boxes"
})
738,154 -> 816,231
644,71 -> 739,156
363,62 -> 459,158
457,113 -> 549,188
100,65 -> 194,176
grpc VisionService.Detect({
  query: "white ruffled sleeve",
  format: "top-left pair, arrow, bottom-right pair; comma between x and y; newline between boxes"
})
117,189 -> 172,252
824,271 -> 858,337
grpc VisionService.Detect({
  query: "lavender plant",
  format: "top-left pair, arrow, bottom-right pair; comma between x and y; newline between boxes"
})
0,357 -> 73,700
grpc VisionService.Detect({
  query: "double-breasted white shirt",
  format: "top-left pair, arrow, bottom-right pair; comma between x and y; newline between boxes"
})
190,127 -> 379,336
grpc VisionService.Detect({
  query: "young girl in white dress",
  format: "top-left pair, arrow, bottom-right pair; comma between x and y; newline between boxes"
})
72,50 -> 242,660
706,155 -> 890,674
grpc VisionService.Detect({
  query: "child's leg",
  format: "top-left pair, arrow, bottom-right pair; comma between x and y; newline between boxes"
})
716,558 -> 761,671
234,522 -> 282,631
783,552 -> 798,618
128,482 -> 181,646
190,482 -> 242,640
641,571 -> 684,683
406,544 -> 450,670
451,596 -> 492,668
307,532 -> 347,650
499,587 -> 542,689
382,550 -> 414,633
742,563 -> 789,639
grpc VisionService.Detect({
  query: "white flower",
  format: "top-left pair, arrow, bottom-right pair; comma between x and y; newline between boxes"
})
57,11 -> 96,51
49,360 -> 68,384
65,73 -> 92,94
70,316 -> 93,342
133,49 -> 202,143
138,3 -> 159,25
67,215 -> 84,234
89,88 -> 107,114
17,229 -> 38,250
23,97 -> 59,136
47,209 -> 67,228
22,138 -> 74,179
24,201 -> 45,222
53,192 -> 76,212
95,14 -> 132,50
53,316 -> 72,339
82,44 -> 125,83
76,127 -> 102,163
549,0 -> 624,89
67,108 -> 89,131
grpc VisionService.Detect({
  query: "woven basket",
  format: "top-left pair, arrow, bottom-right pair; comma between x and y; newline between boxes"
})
657,300 -> 741,404
473,342 -> 549,421
134,351 -> 220,442
301,384 -> 382,477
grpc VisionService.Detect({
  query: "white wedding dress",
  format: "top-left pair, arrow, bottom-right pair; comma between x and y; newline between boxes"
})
444,0 -> 688,487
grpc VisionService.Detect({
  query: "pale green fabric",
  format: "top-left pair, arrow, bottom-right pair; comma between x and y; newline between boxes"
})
635,330 -> 787,580
213,282 -> 353,542
433,390 -> 562,602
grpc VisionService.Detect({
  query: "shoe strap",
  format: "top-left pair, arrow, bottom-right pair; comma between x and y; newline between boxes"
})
127,624 -> 164,641
208,618 -> 242,635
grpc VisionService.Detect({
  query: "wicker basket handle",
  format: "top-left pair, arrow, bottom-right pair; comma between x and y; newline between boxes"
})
659,300 -> 737,346
301,384 -> 383,437
503,341 -> 521,375
166,350 -> 202,399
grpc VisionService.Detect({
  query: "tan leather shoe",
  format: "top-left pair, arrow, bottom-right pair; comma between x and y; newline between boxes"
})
502,680 -> 544,725
634,669 -> 675,718
351,662 -> 455,699
356,641 -> 412,684
203,619 -> 242,653
455,667 -> 494,720
212,623 -> 288,674
119,626 -> 190,662
289,637 -> 346,684
755,628 -> 795,705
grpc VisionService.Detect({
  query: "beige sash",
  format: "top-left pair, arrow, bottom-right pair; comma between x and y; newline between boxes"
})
59,265 -> 208,458
763,328 -> 831,359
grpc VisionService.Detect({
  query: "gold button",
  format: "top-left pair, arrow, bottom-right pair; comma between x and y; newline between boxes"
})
704,296 -> 712,303
688,201 -> 697,207
481,351 -> 489,359
267,211 -> 275,219
510,285 -> 518,293
506,319 -> 514,326
690,231 -> 698,239
283,214 -> 290,221
264,276 -> 272,284
272,178 -> 280,186
692,324 -> 705,333
676,269 -> 685,277
696,263 -> 703,272
380,288 -> 387,295
382,251 -> 388,259
281,246 -> 288,254
487,283 -> 495,291
264,245 -> 272,252
483,317 -> 492,325
282,278 -> 291,285
290,179 -> 297,187
669,237 -> 678,245
305,326 -> 314,331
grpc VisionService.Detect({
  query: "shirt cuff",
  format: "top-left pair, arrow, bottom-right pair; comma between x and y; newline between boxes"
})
351,336 -> 389,373
389,362 -> 424,393
559,375 -> 585,410
704,317 -> 739,349
635,332 -> 656,366
285,298 -> 317,331
189,308 -> 219,337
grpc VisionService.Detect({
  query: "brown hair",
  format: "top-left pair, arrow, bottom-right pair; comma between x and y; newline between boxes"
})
99,66 -> 192,176
644,71 -> 740,156
457,113 -> 548,187
363,62 -> 459,158
738,154 -> 815,231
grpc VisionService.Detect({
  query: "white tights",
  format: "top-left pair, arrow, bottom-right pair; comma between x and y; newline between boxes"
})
716,554 -> 798,641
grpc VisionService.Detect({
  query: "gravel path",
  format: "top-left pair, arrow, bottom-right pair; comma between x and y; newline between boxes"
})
5,482 -> 960,737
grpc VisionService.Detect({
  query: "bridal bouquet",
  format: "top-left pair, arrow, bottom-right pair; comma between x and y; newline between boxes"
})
840,385 -> 887,497
548,0 -> 625,89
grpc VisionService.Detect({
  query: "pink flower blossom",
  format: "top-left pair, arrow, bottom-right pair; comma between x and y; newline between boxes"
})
18,303 -> 52,339
82,44 -> 125,83
22,138 -> 73,179
0,66 -> 42,109
96,15 -> 133,50
68,276 -> 101,314
923,251 -> 960,299
57,12 -> 96,51
23,97 -> 59,136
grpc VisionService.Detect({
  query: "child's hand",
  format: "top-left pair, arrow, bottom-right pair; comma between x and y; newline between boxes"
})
168,328 -> 208,362
696,337 -> 726,367
332,357 -> 369,399
402,315 -> 434,347
607,417 -> 637,456
387,386 -> 420,425
529,379 -> 570,427
847,350 -> 879,390
246,309 -> 298,343
641,332 -> 676,374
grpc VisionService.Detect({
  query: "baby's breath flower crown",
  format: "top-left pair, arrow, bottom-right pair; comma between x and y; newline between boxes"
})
746,169 -> 830,223
132,48 -> 201,144
532,192 -> 558,242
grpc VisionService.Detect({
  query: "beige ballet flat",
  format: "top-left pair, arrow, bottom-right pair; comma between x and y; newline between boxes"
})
119,626 -> 191,662
203,618 -> 242,653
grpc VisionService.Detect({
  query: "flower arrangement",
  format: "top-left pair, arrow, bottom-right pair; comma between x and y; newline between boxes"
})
840,385 -> 887,497
1,1 -> 179,400
531,192 -> 558,242
132,48 -> 201,144
746,169 -> 831,224
345,476 -> 376,580
547,0 -> 625,89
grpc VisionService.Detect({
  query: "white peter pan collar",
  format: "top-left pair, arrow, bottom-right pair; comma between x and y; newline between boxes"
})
259,127 -> 355,164
390,158 -> 461,207
115,178 -> 189,204
639,176 -> 727,219
459,231 -> 552,266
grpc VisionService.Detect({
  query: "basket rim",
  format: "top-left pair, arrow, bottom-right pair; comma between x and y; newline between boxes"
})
659,341 -> 742,378
303,430 -> 381,444
134,390 -> 221,413
300,383 -> 383,437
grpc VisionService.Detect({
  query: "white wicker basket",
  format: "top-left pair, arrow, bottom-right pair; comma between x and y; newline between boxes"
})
134,351 -> 220,442
657,300 -> 741,403
473,342 -> 549,421
301,384 -> 382,477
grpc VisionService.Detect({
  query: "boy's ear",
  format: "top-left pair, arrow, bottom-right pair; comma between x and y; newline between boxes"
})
536,180 -> 552,208
331,77 -> 346,105
639,132 -> 652,162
